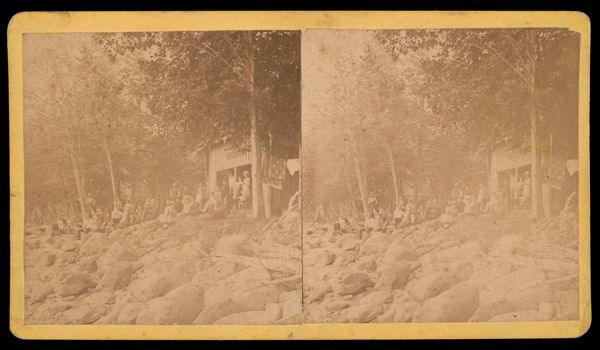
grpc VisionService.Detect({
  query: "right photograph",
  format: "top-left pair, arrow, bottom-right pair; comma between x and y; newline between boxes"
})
301,29 -> 580,323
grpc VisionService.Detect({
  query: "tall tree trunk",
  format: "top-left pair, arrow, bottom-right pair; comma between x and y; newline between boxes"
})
529,31 -> 541,219
102,137 -> 119,203
246,33 -> 264,219
262,147 -> 272,218
69,143 -> 87,222
384,142 -> 400,204
341,153 -> 358,215
59,159 -> 77,218
204,150 -> 210,188
76,136 -> 87,204
346,128 -> 370,218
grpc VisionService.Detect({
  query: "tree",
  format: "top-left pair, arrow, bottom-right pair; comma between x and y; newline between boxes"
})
379,28 -> 580,218
96,31 -> 301,219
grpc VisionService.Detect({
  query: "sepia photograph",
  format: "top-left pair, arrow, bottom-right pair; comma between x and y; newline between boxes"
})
9,11 -> 590,340
302,28 -> 580,323
22,31 -> 302,325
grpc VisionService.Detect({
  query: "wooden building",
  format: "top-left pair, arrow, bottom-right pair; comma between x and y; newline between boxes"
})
206,143 -> 300,217
488,141 -> 577,217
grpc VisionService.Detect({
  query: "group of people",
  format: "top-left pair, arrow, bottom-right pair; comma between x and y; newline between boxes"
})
158,171 -> 253,228
365,174 -> 533,230
83,195 -> 162,234
71,171 -> 256,233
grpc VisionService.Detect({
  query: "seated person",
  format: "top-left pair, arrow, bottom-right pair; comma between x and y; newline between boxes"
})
174,198 -> 184,213
117,199 -> 133,229
202,192 -> 218,213
159,200 -> 178,228
393,204 -> 406,225
179,195 -> 200,217
463,195 -> 476,215
455,195 -> 465,213
111,204 -> 123,228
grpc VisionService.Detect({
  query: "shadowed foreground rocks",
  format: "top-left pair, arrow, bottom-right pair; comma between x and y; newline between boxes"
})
24,210 -> 301,325
303,210 -> 579,323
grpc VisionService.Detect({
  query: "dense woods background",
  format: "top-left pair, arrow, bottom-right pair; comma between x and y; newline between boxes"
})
24,31 -> 301,223
302,28 -> 579,219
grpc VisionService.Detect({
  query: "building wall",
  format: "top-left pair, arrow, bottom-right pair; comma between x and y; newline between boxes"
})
489,142 -> 531,193
207,143 -> 251,193
207,144 -> 300,215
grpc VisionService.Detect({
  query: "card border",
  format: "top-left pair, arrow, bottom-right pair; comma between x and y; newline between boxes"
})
8,11 -> 591,340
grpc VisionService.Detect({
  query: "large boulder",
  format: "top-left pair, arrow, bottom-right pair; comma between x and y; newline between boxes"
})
359,290 -> 393,305
97,240 -> 136,276
479,266 -> 546,306
412,282 -> 480,322
405,273 -> 453,302
471,282 -> 555,321
128,261 -> 195,302
359,232 -> 390,257
468,259 -> 514,289
356,256 -> 377,272
213,303 -> 281,324
62,304 -> 108,324
30,283 -> 54,303
213,234 -> 253,256
117,303 -> 145,324
377,241 -> 418,266
136,280 -> 204,324
192,261 -> 240,285
203,267 -> 279,312
79,232 -> 110,257
332,270 -> 374,296
374,261 -> 411,290
97,261 -> 137,291
77,256 -> 97,273
334,250 -> 358,266
193,300 -> 245,324
345,303 -> 385,323
306,279 -> 333,303
55,271 -> 96,297
489,234 -> 525,256
377,300 -> 419,323
324,299 -> 350,313
81,291 -> 116,305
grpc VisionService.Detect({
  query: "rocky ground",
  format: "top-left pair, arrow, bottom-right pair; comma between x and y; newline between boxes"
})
24,210 -> 302,325
303,209 -> 579,323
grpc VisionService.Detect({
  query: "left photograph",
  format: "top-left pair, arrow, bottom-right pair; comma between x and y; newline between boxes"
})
22,31 -> 302,325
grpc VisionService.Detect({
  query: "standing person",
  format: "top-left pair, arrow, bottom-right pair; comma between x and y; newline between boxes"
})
174,197 -> 184,213
241,171 -> 251,208
232,176 -> 243,210
180,195 -> 194,216
368,192 -> 379,217
86,192 -> 97,218
313,203 -> 326,224
393,199 -> 406,226
203,191 -> 218,213
451,182 -> 463,202
182,184 -> 190,197
228,170 -> 236,197
118,199 -> 133,228
195,183 -> 207,208
169,182 -> 182,202
150,198 -> 160,219
110,202 -> 123,230
143,197 -> 153,221
159,200 -> 178,229
522,171 -> 532,207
